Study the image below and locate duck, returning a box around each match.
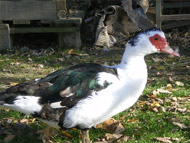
[0,28,179,143]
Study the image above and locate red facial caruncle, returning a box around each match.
[149,34,180,57]
[149,34,167,49]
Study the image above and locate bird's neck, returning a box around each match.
[119,46,146,70]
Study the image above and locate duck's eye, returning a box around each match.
[154,37,158,41]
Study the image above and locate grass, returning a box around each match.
[0,46,190,143]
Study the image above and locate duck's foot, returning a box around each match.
[81,129,91,143]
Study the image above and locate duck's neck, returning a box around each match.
[118,45,146,70]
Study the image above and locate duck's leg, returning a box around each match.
[81,129,91,143]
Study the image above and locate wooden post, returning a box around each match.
[56,0,67,18]
[156,0,162,29]
[0,24,11,50]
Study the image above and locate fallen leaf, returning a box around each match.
[155,98,164,104]
[146,94,157,99]
[172,122,188,129]
[9,82,19,86]
[150,102,161,107]
[68,49,79,55]
[117,135,131,142]
[10,62,20,66]
[20,119,29,124]
[28,58,33,62]
[153,84,176,95]
[2,108,10,112]
[62,130,73,138]
[172,138,181,141]
[20,118,36,124]
[96,118,115,132]
[153,137,172,143]
[184,32,190,37]
[150,107,158,112]
[4,134,15,143]
[105,133,123,142]
[2,118,14,125]
[178,97,190,101]
[160,107,166,112]
[38,64,44,68]
[186,65,190,70]
[177,108,187,113]
[57,57,65,62]
[97,118,124,134]
[127,118,139,123]
[170,97,177,102]
[114,123,125,134]
[153,88,172,95]
[12,119,19,124]
[139,101,147,107]
[68,49,74,54]
[156,72,161,75]
[175,81,184,86]
[168,76,174,82]
[165,84,173,92]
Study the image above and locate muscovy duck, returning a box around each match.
[0,28,179,143]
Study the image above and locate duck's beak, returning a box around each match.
[160,44,180,57]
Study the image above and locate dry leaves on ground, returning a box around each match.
[95,133,131,143]
[0,116,43,142]
[152,84,174,96]
[96,118,125,134]
[96,118,130,142]
[153,137,181,143]
[172,122,188,129]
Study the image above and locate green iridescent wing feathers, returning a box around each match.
[38,63,115,100]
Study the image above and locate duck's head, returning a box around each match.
[126,28,180,57]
